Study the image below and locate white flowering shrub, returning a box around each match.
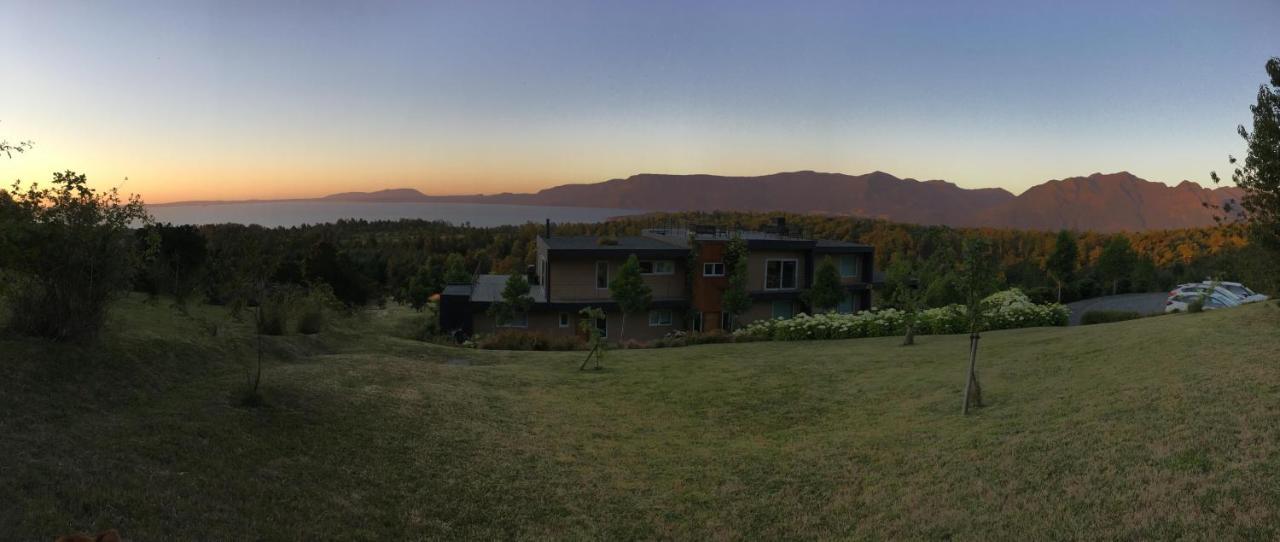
[734,289,1067,342]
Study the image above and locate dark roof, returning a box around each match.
[469,274,547,303]
[441,284,474,297]
[541,235,683,251]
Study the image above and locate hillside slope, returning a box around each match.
[974,172,1242,231]
[311,170,1238,232]
[4,298,1279,539]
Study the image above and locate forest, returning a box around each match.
[136,209,1272,312]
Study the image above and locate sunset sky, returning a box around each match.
[2,0,1277,203]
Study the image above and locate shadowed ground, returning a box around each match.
[3,296,1279,540]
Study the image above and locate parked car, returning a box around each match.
[1169,284,1244,306]
[1165,292,1236,313]
[1206,281,1269,304]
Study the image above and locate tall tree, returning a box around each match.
[1097,236,1137,295]
[959,237,998,415]
[609,254,652,340]
[486,273,533,331]
[1045,230,1079,302]
[1212,57,1280,256]
[804,256,844,313]
[720,236,752,331]
[443,253,472,284]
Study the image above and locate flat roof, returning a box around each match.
[469,274,548,303]
[541,235,684,251]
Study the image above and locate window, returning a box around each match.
[498,312,528,328]
[691,312,704,332]
[765,259,798,290]
[595,261,609,289]
[648,309,673,326]
[639,260,674,275]
[720,311,733,331]
[558,312,570,328]
[839,255,860,278]
[595,317,608,338]
[837,293,855,314]
[702,262,725,277]
[771,300,794,319]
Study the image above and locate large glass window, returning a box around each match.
[595,261,609,289]
[839,255,860,278]
[639,260,674,275]
[648,309,673,326]
[771,300,794,319]
[765,259,798,290]
[837,293,855,314]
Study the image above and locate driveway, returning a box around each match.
[1065,293,1168,325]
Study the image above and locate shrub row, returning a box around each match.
[734,289,1068,342]
[1080,310,1143,325]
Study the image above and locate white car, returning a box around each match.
[1207,281,1269,304]
[1170,284,1244,306]
[1165,292,1236,313]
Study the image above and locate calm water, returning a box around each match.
[147,201,646,227]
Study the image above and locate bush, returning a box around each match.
[296,306,324,335]
[256,290,294,336]
[476,330,584,351]
[1081,310,1142,325]
[1188,298,1205,313]
[1,171,151,341]
[734,289,1068,342]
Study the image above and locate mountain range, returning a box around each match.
[159,171,1243,232]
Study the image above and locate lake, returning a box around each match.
[147,201,646,228]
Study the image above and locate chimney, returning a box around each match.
[545,218,552,238]
[774,216,787,235]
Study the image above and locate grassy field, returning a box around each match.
[3,296,1280,540]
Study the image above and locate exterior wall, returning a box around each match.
[547,256,685,302]
[746,250,808,293]
[473,306,683,342]
[741,298,801,325]
[690,241,728,331]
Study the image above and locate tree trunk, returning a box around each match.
[962,332,983,415]
[1055,280,1062,303]
[619,313,627,341]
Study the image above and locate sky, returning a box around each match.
[1,0,1277,203]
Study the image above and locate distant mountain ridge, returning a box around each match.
[155,170,1243,232]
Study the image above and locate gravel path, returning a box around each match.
[1065,293,1168,325]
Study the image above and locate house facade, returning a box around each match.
[440,220,875,341]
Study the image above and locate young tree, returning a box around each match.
[720,235,751,331]
[959,237,998,414]
[805,256,843,313]
[609,254,652,340]
[0,171,152,341]
[1045,230,1079,302]
[1097,236,1137,295]
[443,253,472,284]
[578,306,607,370]
[486,273,534,331]
[886,256,924,346]
[1212,57,1280,258]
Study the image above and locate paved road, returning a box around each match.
[1065,293,1168,325]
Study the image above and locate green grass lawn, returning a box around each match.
[3,297,1280,540]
